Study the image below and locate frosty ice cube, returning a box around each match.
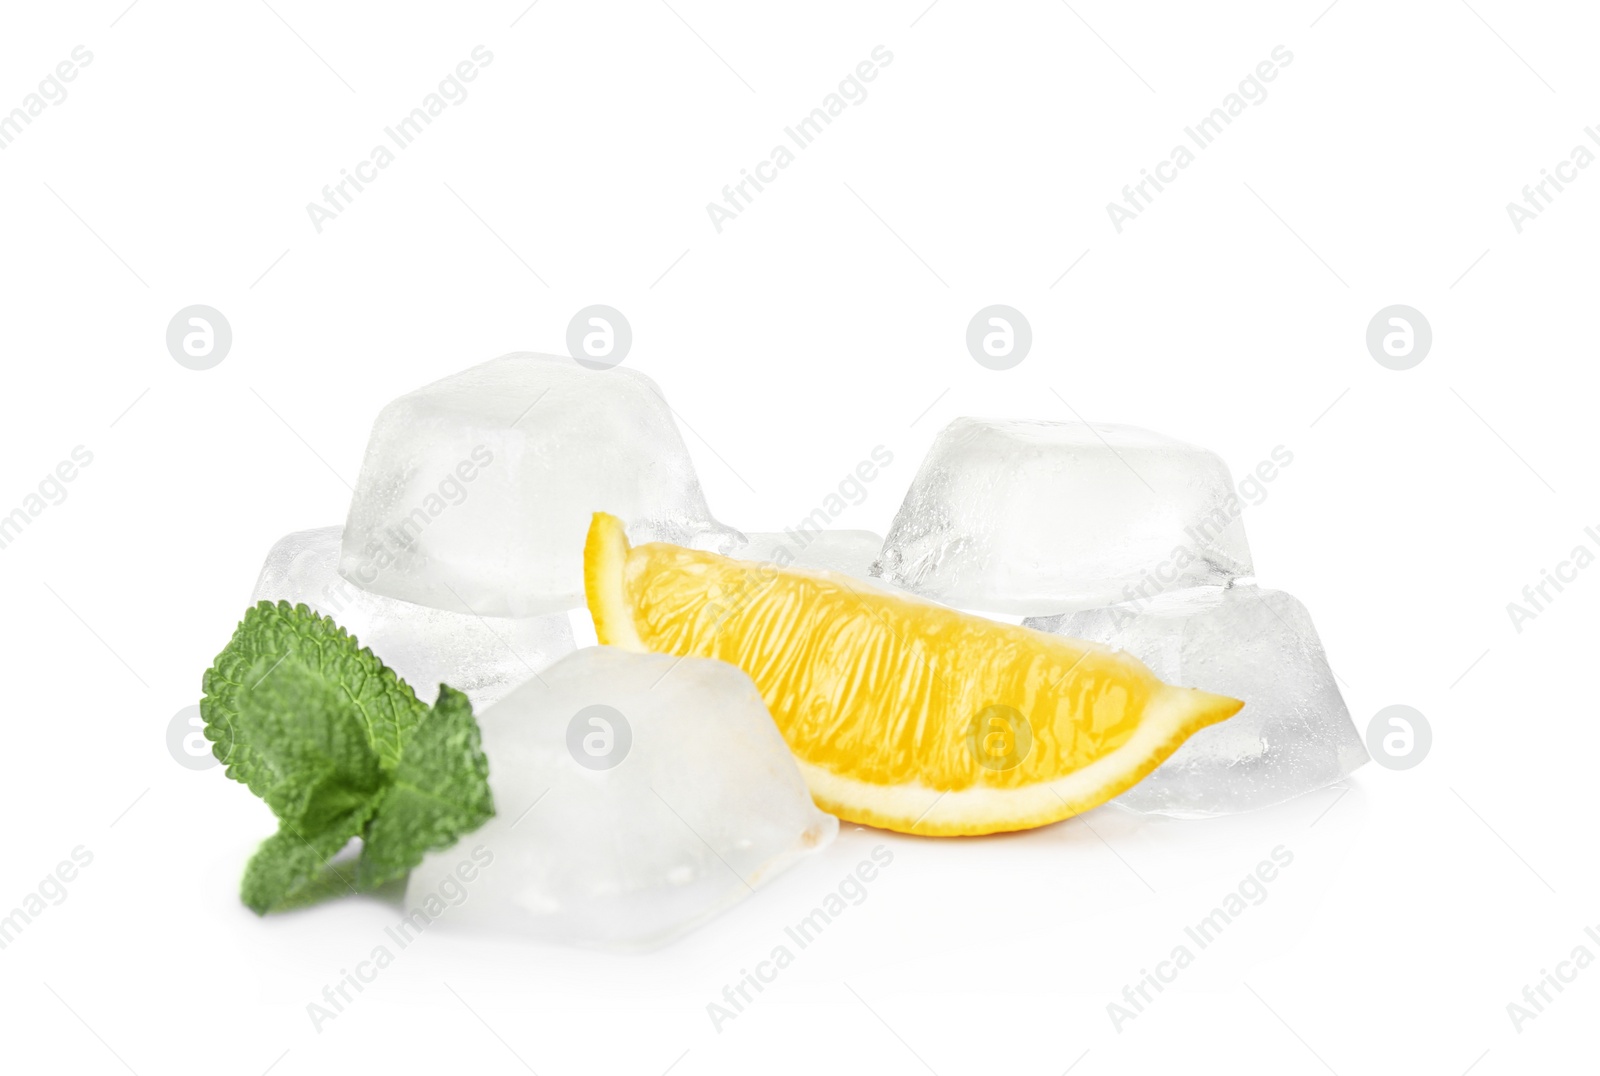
[404,647,836,949]
[729,529,883,579]
[874,418,1253,614]
[252,526,573,710]
[341,354,728,618]
[1026,585,1367,816]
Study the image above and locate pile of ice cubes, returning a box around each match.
[251,353,734,708]
[246,353,1365,948]
[250,354,832,949]
[870,417,1368,817]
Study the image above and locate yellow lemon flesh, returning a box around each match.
[584,512,1242,836]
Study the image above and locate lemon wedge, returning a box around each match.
[585,512,1242,835]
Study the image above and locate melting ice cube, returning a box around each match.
[875,417,1253,614]
[341,354,732,618]
[252,526,573,710]
[404,647,837,950]
[1027,585,1367,816]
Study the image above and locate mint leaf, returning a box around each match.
[240,818,370,915]
[233,648,388,828]
[360,686,495,887]
[201,601,495,914]
[202,601,422,784]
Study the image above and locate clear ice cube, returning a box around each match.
[875,418,1253,614]
[341,354,729,618]
[405,647,836,949]
[728,529,883,579]
[252,526,574,710]
[1026,585,1367,816]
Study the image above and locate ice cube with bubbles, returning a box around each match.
[404,647,837,950]
[341,354,732,618]
[874,418,1253,615]
[252,526,574,710]
[1026,584,1367,816]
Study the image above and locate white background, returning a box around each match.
[1,0,1595,1073]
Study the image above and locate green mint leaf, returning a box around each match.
[359,685,496,888]
[201,602,495,915]
[201,601,424,784]
[240,816,371,915]
[233,650,388,828]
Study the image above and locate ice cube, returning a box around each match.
[728,529,883,578]
[404,647,836,949]
[252,526,574,710]
[874,418,1253,614]
[341,354,730,617]
[1026,585,1367,816]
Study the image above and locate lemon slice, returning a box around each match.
[585,513,1242,835]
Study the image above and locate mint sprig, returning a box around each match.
[201,601,494,915]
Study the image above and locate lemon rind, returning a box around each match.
[585,511,647,652]
[795,685,1241,836]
